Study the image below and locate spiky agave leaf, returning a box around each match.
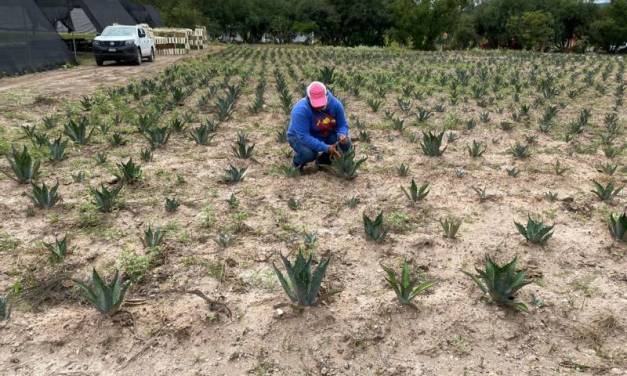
[143,225,165,248]
[44,235,71,262]
[591,180,623,203]
[74,268,130,315]
[48,136,68,162]
[323,147,367,180]
[142,125,171,149]
[4,145,40,184]
[382,259,434,305]
[401,179,429,204]
[420,131,447,156]
[115,159,142,184]
[463,255,532,312]
[89,184,122,213]
[272,251,331,306]
[64,117,93,145]
[608,212,627,241]
[28,181,61,209]
[514,216,554,245]
[363,211,388,243]
[0,295,11,320]
[232,132,255,159]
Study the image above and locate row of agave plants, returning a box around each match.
[0,45,625,321]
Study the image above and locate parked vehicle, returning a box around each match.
[92,25,155,66]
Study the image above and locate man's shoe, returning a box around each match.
[316,152,332,166]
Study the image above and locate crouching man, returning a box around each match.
[287,81,351,169]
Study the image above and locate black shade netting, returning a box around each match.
[0,0,75,76]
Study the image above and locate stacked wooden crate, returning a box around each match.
[189,26,208,50]
[153,28,192,55]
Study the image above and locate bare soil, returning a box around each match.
[0,46,625,376]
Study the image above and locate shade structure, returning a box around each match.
[0,0,75,76]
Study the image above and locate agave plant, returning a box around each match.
[4,145,40,184]
[596,162,617,176]
[28,181,61,209]
[397,163,410,177]
[74,269,130,316]
[363,211,388,243]
[279,165,300,177]
[108,133,127,147]
[514,216,554,245]
[165,197,180,213]
[608,212,627,242]
[215,232,233,248]
[322,147,366,180]
[143,226,165,248]
[509,142,531,159]
[64,117,93,145]
[140,148,152,162]
[169,117,187,133]
[272,250,331,306]
[416,107,433,122]
[420,131,447,157]
[232,132,255,159]
[401,179,429,204]
[440,216,462,239]
[190,124,215,145]
[591,180,623,203]
[143,125,171,149]
[463,255,532,312]
[115,159,142,184]
[48,137,68,162]
[44,236,71,262]
[382,259,434,305]
[467,140,487,158]
[223,165,247,183]
[0,296,11,321]
[90,184,122,213]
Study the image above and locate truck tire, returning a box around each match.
[147,48,155,62]
[96,58,104,66]
[135,48,142,65]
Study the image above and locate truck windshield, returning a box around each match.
[101,26,136,37]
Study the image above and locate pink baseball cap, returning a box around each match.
[307,81,328,108]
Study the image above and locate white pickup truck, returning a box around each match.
[92,25,156,66]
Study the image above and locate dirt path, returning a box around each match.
[0,48,220,101]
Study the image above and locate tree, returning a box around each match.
[589,0,627,53]
[506,11,555,50]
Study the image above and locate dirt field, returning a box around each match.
[0,46,625,376]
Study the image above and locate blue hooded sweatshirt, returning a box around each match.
[287,92,349,153]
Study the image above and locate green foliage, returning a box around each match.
[416,107,433,122]
[165,197,180,213]
[279,164,300,178]
[463,255,532,312]
[322,147,367,180]
[382,259,434,305]
[90,184,122,213]
[515,216,554,245]
[190,123,215,145]
[232,132,255,159]
[140,148,152,162]
[94,152,107,165]
[401,179,429,204]
[223,165,247,183]
[0,296,11,320]
[440,216,462,239]
[597,162,617,176]
[47,137,68,162]
[272,250,331,306]
[64,117,93,145]
[467,140,487,158]
[553,160,568,176]
[509,142,531,159]
[420,131,447,156]
[115,159,142,184]
[44,236,71,262]
[74,269,130,316]
[215,232,233,247]
[397,163,410,177]
[28,181,61,209]
[506,11,554,50]
[363,211,388,243]
[143,125,171,149]
[3,145,40,184]
[608,212,627,242]
[108,133,127,147]
[591,180,623,203]
[143,226,165,249]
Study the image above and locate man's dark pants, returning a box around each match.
[287,133,352,167]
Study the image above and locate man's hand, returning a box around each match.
[328,143,341,159]
[338,134,348,144]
